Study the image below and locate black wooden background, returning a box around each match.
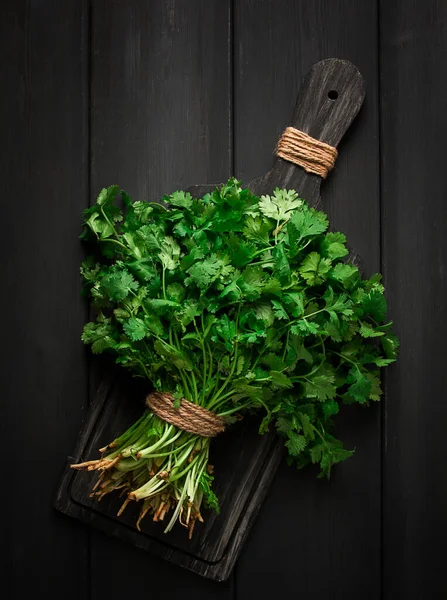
[2,1,446,598]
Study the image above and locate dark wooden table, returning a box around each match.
[2,1,446,599]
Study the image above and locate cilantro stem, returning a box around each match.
[207,342,239,410]
[282,329,290,362]
[204,341,215,396]
[298,238,313,253]
[207,305,241,409]
[136,424,178,458]
[162,267,167,300]
[275,222,279,245]
[134,357,151,379]
[194,318,209,405]
[251,341,270,370]
[211,389,238,406]
[277,309,324,334]
[169,446,204,482]
[331,351,361,371]
[217,400,255,416]
[188,372,199,403]
[134,440,192,459]
[302,308,325,319]
[248,258,274,268]
[101,238,128,252]
[250,245,274,259]
[178,370,193,400]
[298,336,326,378]
[99,206,127,248]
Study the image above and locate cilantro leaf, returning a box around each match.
[288,207,329,256]
[168,190,193,209]
[254,303,275,327]
[346,367,372,403]
[185,254,224,289]
[273,242,291,282]
[269,370,293,389]
[81,319,116,354]
[97,185,120,207]
[285,433,307,455]
[299,252,332,285]
[291,320,320,336]
[123,317,147,341]
[329,263,359,289]
[304,371,337,401]
[159,236,181,270]
[359,321,385,338]
[271,300,289,320]
[320,232,349,260]
[243,216,272,245]
[284,292,305,317]
[362,289,387,322]
[382,333,400,359]
[259,188,303,222]
[100,269,138,301]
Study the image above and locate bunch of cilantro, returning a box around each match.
[73,178,398,537]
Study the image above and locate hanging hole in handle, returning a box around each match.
[328,90,338,100]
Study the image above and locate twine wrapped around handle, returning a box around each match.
[276,126,338,179]
[146,392,225,438]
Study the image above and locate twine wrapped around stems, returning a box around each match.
[146,392,225,438]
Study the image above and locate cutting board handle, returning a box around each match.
[251,58,365,207]
[289,58,365,148]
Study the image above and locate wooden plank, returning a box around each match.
[380,1,447,597]
[233,2,382,598]
[88,1,235,596]
[0,1,90,599]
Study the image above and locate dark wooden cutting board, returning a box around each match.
[55,58,365,581]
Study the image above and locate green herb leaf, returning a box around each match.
[123,317,147,341]
[259,188,303,222]
[299,252,332,286]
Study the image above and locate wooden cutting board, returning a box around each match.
[54,58,365,582]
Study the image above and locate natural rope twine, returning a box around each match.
[276,126,338,179]
[146,392,225,438]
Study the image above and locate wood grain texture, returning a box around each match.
[0,1,90,599]
[380,1,447,597]
[4,1,446,596]
[234,2,382,598]
[88,1,235,596]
